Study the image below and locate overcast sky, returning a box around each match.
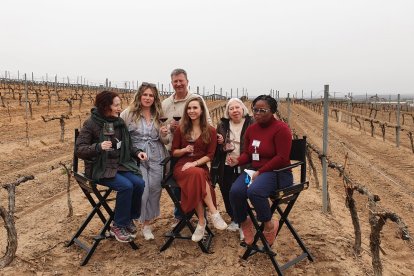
[2,0,413,98]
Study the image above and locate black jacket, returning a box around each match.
[212,115,254,185]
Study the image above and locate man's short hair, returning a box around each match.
[170,68,187,80]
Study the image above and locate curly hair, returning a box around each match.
[128,83,163,122]
[252,94,278,113]
[180,97,211,144]
[95,90,120,116]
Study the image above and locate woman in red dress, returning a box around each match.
[172,97,228,242]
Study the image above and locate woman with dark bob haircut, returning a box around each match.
[228,95,293,247]
[76,90,147,243]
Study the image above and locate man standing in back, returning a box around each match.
[161,68,212,226]
[162,68,212,150]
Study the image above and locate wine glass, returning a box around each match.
[173,116,181,122]
[223,140,235,153]
[103,122,115,151]
[159,116,168,126]
[223,130,235,153]
[187,136,196,156]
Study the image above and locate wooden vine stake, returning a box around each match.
[341,153,362,255]
[59,162,73,217]
[306,146,320,188]
[0,175,34,268]
[41,114,70,142]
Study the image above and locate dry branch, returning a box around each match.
[41,114,70,142]
[0,175,34,268]
[59,162,73,217]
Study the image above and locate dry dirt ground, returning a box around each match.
[0,98,413,275]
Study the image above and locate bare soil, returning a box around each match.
[0,98,413,275]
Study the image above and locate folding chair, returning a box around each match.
[159,156,215,253]
[66,129,138,266]
[241,136,314,275]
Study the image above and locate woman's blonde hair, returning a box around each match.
[180,97,211,143]
[224,98,249,119]
[128,83,163,122]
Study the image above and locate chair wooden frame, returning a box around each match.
[66,129,138,266]
[241,136,314,275]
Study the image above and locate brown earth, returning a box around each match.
[0,98,413,275]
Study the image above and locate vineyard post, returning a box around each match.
[287,93,291,125]
[396,94,401,148]
[54,75,58,100]
[24,74,28,120]
[24,74,29,146]
[322,84,330,213]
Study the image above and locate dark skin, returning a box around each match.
[253,100,273,126]
[229,99,275,232]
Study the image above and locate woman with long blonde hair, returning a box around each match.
[120,82,169,240]
[172,97,228,242]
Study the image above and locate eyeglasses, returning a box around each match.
[252,108,270,114]
[142,82,156,88]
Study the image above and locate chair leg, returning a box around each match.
[276,205,314,262]
[67,189,105,247]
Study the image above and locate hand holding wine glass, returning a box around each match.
[217,134,224,144]
[187,136,196,156]
[103,122,115,151]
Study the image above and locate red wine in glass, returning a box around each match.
[173,116,181,122]
[187,138,195,156]
[223,141,235,153]
[159,117,168,124]
[103,122,115,151]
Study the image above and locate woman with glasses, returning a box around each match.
[120,82,169,240]
[228,95,293,246]
[172,97,228,242]
[213,98,253,240]
[76,90,147,243]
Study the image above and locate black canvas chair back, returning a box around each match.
[66,129,138,266]
[159,156,214,253]
[241,136,313,275]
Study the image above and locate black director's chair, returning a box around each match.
[66,129,138,266]
[159,156,215,253]
[241,136,314,275]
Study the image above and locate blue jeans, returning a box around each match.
[100,171,145,227]
[173,186,184,219]
[229,170,293,224]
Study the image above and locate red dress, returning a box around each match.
[172,126,217,213]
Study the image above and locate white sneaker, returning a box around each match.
[239,228,245,241]
[227,221,239,232]
[142,225,155,240]
[210,212,228,230]
[192,223,206,242]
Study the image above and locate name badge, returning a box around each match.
[252,140,261,147]
[252,153,260,161]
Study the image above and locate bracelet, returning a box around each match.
[195,161,199,166]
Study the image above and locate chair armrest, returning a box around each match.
[273,161,304,173]
[270,181,309,200]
